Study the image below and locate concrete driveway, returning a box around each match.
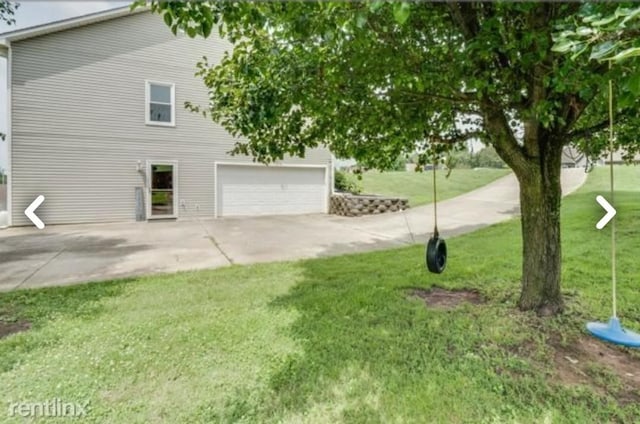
[0,169,586,291]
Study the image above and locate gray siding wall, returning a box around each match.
[10,11,331,225]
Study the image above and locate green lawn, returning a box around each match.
[1,166,640,423]
[349,168,510,206]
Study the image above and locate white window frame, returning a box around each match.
[145,80,175,127]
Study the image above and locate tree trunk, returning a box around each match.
[515,142,564,316]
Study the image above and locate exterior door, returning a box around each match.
[148,162,177,219]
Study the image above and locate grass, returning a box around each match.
[347,168,510,206]
[1,166,640,423]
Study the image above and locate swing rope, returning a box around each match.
[608,71,617,318]
[584,65,640,348]
[432,158,439,238]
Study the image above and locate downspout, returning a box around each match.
[0,40,10,227]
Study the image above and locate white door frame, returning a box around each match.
[214,162,330,218]
[146,160,178,220]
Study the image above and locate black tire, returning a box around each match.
[426,236,447,274]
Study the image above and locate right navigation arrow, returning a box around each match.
[596,195,616,230]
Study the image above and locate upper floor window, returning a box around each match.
[145,81,175,126]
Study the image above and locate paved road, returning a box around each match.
[0,169,586,291]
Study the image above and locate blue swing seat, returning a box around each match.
[586,317,640,348]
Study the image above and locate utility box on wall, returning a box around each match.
[135,187,145,221]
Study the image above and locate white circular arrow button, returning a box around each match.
[24,195,45,230]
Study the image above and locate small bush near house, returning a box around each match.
[474,146,505,168]
[391,155,407,171]
[334,170,362,194]
[441,147,506,170]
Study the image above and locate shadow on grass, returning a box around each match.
[265,244,511,422]
[263,198,640,422]
[0,277,134,326]
[0,277,135,372]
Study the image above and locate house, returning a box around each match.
[562,146,640,168]
[561,146,588,168]
[602,150,640,165]
[0,7,332,226]
[333,157,358,172]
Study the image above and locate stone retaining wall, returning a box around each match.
[330,193,410,217]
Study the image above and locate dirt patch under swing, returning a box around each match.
[550,334,640,404]
[410,287,484,310]
[0,319,31,339]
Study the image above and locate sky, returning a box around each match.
[0,1,130,171]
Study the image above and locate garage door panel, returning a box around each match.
[217,165,326,217]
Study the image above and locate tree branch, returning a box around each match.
[481,100,529,173]
[447,2,480,41]
[395,90,479,105]
[522,3,555,159]
[429,130,487,145]
[567,119,609,140]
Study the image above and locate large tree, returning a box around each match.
[137,1,640,315]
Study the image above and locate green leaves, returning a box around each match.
[588,41,616,61]
[201,19,213,38]
[392,2,411,25]
[624,73,640,96]
[551,39,578,54]
[369,0,385,14]
[609,46,640,62]
[553,5,640,62]
[356,13,368,29]
[139,0,632,171]
[585,14,617,27]
[163,11,172,27]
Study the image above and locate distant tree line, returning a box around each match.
[409,146,505,170]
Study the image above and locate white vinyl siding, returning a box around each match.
[9,11,332,225]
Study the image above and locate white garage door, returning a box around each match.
[216,164,327,217]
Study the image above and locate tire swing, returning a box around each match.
[586,74,640,348]
[426,159,447,274]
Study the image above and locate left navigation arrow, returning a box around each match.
[25,195,45,229]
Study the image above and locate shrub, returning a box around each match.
[334,170,362,194]
[392,155,407,171]
[474,146,505,168]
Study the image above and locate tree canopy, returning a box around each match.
[553,3,640,161]
[135,1,639,169]
[0,1,18,26]
[553,4,640,64]
[136,1,640,314]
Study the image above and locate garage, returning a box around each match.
[215,164,329,217]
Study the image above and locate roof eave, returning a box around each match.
[0,5,149,42]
